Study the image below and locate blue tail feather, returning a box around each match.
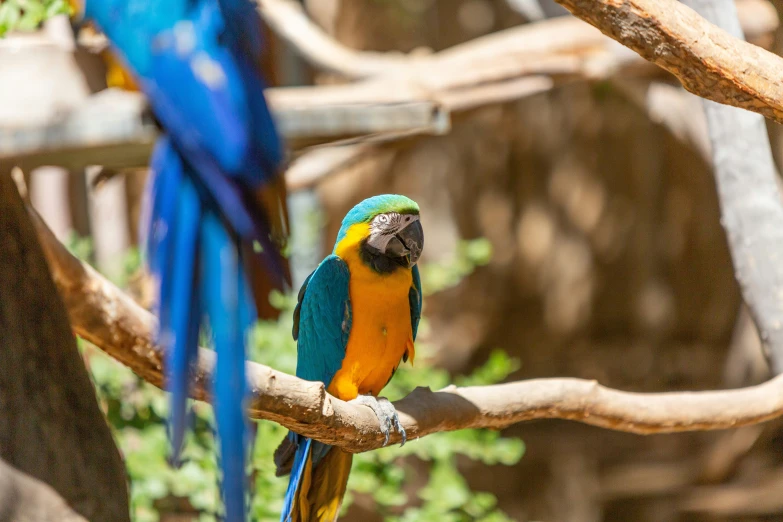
[281,436,313,522]
[236,246,257,454]
[202,212,250,521]
[145,138,184,310]
[164,173,203,465]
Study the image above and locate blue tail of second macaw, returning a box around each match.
[144,136,260,520]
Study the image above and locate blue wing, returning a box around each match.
[294,255,351,386]
[281,256,351,522]
[409,264,422,342]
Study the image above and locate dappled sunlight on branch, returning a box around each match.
[27,201,783,453]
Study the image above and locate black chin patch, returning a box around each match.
[360,239,406,274]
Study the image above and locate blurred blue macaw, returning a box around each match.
[79,0,290,519]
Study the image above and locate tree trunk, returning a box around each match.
[0,172,130,521]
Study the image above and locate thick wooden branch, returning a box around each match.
[27,198,783,453]
[552,0,783,123]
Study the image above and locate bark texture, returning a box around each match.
[0,173,130,521]
[552,0,783,123]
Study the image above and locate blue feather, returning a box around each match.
[85,0,287,517]
[294,255,351,386]
[409,264,422,341]
[145,137,183,290]
[281,436,311,522]
[202,212,253,521]
[164,166,202,464]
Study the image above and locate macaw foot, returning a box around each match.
[351,394,406,447]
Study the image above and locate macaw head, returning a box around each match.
[334,194,424,272]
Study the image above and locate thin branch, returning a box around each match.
[0,86,447,173]
[674,0,783,376]
[258,0,776,78]
[27,197,783,453]
[257,0,409,79]
[551,0,783,124]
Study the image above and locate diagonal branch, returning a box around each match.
[257,0,409,79]
[551,0,783,124]
[27,194,783,453]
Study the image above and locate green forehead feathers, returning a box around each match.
[335,194,419,246]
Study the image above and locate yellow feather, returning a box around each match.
[309,449,353,522]
[330,223,415,400]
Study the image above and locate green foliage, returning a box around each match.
[419,238,492,296]
[0,0,70,37]
[64,231,94,264]
[80,237,522,521]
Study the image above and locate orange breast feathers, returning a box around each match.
[328,223,415,401]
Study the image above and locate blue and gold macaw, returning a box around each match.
[275,195,424,522]
[77,0,289,519]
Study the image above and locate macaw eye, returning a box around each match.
[378,214,390,224]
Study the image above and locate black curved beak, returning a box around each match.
[395,219,423,268]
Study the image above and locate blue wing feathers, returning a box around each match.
[145,137,183,286]
[295,255,351,386]
[281,256,352,520]
[409,264,423,341]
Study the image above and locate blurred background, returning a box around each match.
[3,0,783,520]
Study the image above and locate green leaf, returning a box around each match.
[45,0,70,18]
[17,0,45,30]
[0,2,22,36]
[455,349,520,387]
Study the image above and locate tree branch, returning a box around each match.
[258,0,776,79]
[27,196,783,453]
[3,2,778,173]
[674,0,783,376]
[257,0,409,79]
[551,0,783,124]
